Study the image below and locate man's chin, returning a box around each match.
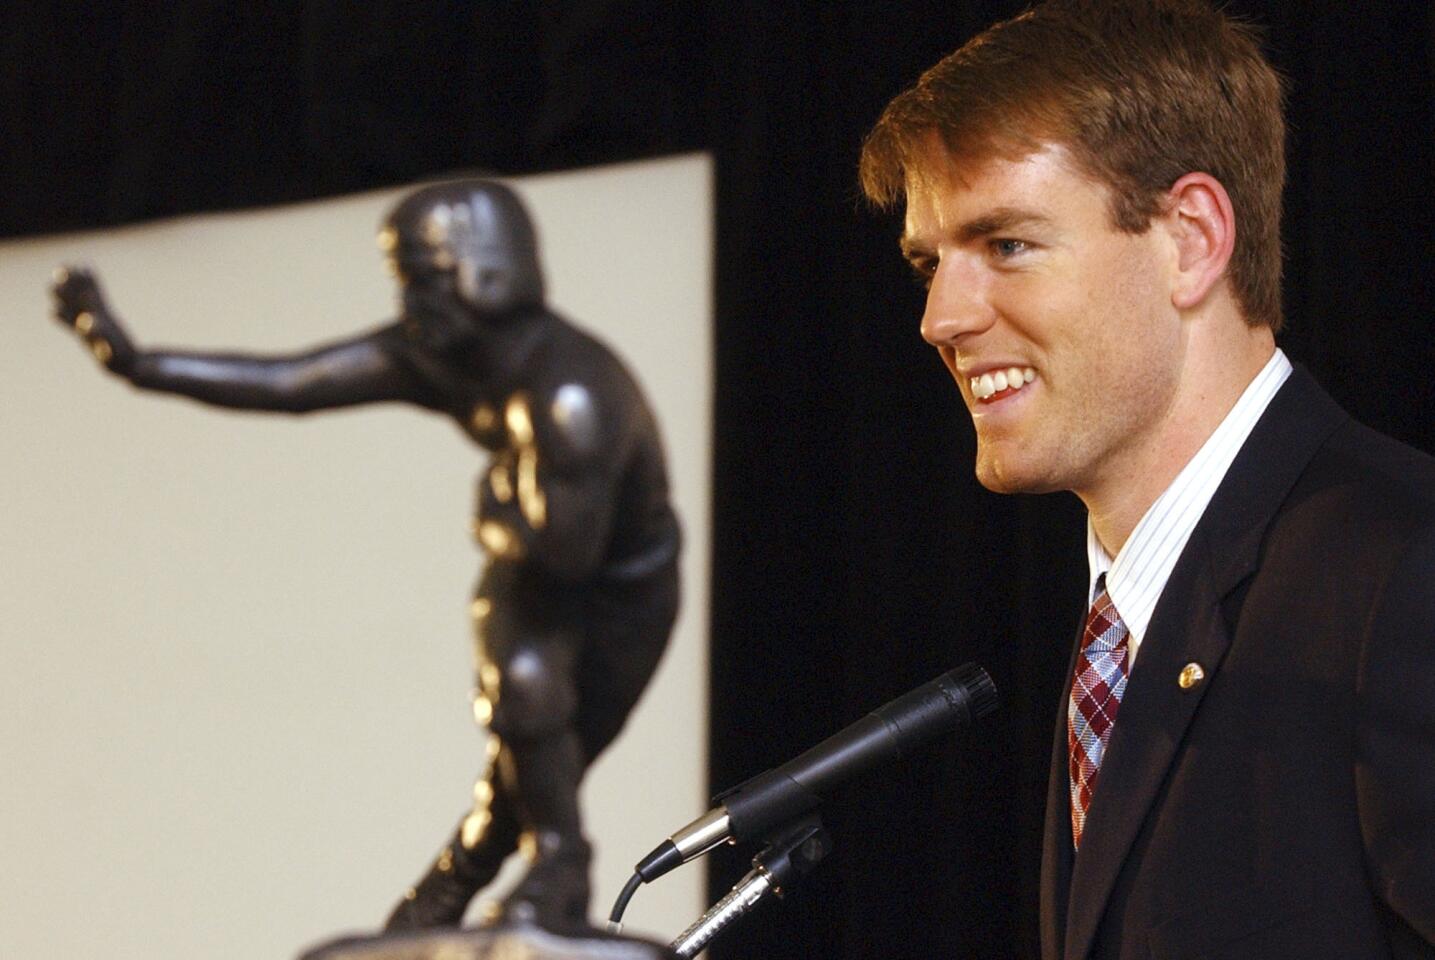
[973,456,1061,496]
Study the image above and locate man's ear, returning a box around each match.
[1163,172,1236,311]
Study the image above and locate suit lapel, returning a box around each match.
[1060,367,1348,960]
[1040,610,1084,960]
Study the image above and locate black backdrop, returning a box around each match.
[6,3,1432,957]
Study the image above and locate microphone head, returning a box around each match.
[873,662,999,748]
[945,662,999,722]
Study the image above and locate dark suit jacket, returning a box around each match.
[1039,367,1435,960]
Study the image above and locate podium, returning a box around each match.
[300,923,677,960]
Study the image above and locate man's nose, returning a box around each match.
[920,258,996,346]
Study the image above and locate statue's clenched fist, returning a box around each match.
[51,266,136,374]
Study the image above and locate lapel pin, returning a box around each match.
[1178,662,1205,690]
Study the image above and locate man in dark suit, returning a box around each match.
[858,0,1435,956]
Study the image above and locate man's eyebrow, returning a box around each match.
[902,207,1054,257]
[899,235,931,260]
[957,207,1053,241]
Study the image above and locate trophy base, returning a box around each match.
[299,922,677,960]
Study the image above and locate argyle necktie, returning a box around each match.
[1068,576,1130,851]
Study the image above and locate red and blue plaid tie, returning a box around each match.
[1068,578,1129,850]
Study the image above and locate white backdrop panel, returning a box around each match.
[0,154,712,959]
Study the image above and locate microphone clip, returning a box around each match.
[750,813,834,899]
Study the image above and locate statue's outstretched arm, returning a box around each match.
[50,266,436,413]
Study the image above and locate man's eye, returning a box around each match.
[991,238,1028,258]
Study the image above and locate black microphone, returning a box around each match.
[633,662,998,884]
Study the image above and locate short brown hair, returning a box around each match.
[860,0,1287,331]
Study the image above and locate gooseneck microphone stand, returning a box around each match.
[669,815,832,957]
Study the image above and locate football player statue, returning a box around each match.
[50,180,681,941]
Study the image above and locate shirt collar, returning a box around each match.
[1086,348,1292,664]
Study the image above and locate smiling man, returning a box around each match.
[861,1,1435,958]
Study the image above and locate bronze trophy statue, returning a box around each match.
[50,180,681,959]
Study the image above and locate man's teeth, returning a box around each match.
[970,366,1037,400]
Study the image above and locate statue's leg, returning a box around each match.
[574,566,680,763]
[456,559,592,928]
[383,742,522,931]
[384,566,532,932]
[489,635,591,927]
